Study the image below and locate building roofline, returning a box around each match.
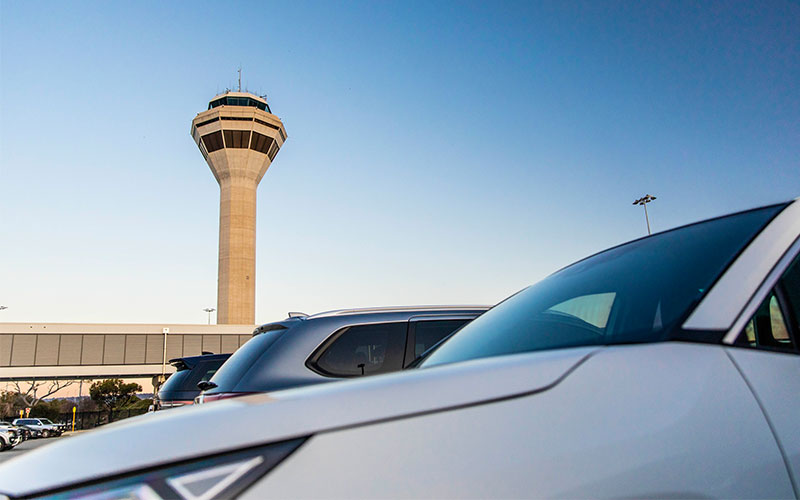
[0,322,255,334]
[209,91,268,105]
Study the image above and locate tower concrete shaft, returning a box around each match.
[191,92,287,324]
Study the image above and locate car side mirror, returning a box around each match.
[197,381,218,391]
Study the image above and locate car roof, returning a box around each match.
[251,305,490,335]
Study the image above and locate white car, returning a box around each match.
[1,200,798,499]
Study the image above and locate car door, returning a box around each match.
[727,250,800,490]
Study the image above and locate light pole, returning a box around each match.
[203,308,216,325]
[160,327,169,390]
[632,194,657,235]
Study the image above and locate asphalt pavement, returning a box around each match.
[0,437,64,464]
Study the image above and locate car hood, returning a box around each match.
[0,346,598,496]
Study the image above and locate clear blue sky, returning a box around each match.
[1,1,798,324]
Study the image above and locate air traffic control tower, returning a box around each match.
[191,92,287,324]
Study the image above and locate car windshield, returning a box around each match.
[421,204,785,368]
[40,419,53,424]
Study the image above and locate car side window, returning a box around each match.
[313,322,406,377]
[408,320,471,361]
[779,253,800,335]
[735,254,799,353]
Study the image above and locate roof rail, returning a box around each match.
[307,305,490,319]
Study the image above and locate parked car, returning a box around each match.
[153,353,231,410]
[16,424,41,439]
[196,306,489,403]
[37,418,67,434]
[2,200,799,499]
[0,428,20,451]
[11,418,62,438]
[0,422,25,444]
[12,426,31,441]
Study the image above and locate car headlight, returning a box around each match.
[26,438,306,500]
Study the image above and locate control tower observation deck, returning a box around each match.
[191,92,287,324]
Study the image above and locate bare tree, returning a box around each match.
[11,380,75,407]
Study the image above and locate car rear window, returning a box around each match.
[158,365,193,395]
[204,327,288,394]
[158,356,229,399]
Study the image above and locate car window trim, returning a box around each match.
[305,320,409,378]
[720,235,800,346]
[684,200,800,332]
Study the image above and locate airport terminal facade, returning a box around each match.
[0,323,253,381]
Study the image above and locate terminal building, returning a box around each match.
[0,323,253,381]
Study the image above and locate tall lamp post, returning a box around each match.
[633,194,657,235]
[159,327,169,391]
[203,308,216,325]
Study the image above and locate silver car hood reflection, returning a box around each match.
[0,346,597,496]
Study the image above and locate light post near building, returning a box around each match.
[203,308,216,325]
[633,194,657,235]
[158,327,170,391]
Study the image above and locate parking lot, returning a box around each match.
[0,437,66,464]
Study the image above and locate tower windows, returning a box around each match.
[250,132,274,155]
[223,130,251,148]
[208,96,271,113]
[202,131,224,153]
[196,117,220,128]
[267,141,279,161]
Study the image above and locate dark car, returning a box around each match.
[154,353,231,410]
[197,305,488,403]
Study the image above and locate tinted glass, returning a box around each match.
[223,130,250,148]
[422,205,784,367]
[205,328,287,393]
[250,131,273,155]
[412,320,470,358]
[780,254,800,335]
[315,323,406,377]
[202,131,224,153]
[736,253,800,352]
[158,366,192,395]
[737,292,794,351]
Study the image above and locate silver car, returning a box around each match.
[0,428,20,452]
[11,419,62,438]
[1,200,798,499]
[197,306,489,402]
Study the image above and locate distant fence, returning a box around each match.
[3,408,148,430]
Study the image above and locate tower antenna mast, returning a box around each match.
[238,67,242,92]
